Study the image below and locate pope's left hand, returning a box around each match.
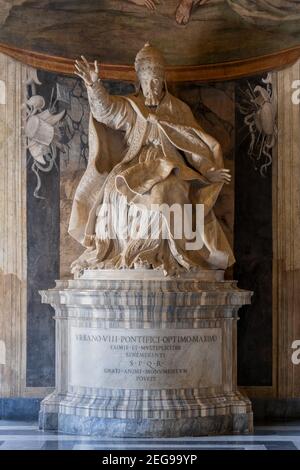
[206,167,231,184]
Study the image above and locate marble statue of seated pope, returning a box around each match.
[70,43,234,276]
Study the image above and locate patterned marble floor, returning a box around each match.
[0,421,299,450]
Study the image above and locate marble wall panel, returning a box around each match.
[276,60,300,398]
[234,75,274,387]
[26,70,60,387]
[0,53,27,396]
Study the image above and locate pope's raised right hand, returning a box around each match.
[74,56,99,87]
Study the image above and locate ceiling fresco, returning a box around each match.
[0,0,300,66]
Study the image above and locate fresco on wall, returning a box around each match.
[0,0,300,66]
[236,73,277,177]
[26,69,66,199]
[176,0,300,25]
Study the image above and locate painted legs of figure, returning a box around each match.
[176,0,210,25]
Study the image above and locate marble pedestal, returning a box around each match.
[39,269,253,437]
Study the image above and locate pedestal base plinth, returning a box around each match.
[39,269,253,437]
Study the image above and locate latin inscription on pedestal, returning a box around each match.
[69,327,222,390]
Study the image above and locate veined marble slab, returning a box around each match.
[70,326,222,390]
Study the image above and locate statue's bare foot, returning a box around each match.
[175,0,194,25]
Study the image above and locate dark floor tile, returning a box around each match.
[264,442,298,450]
[41,441,80,450]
